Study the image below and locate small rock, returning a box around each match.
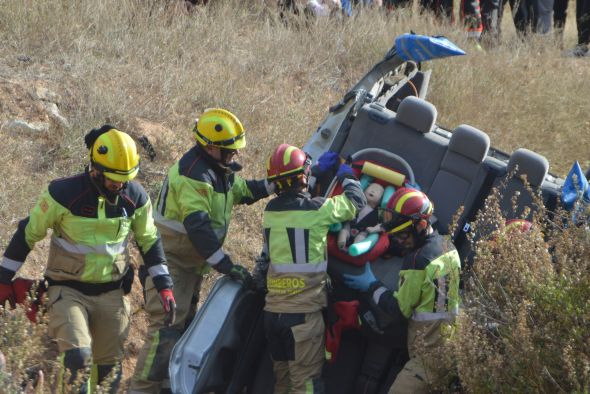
[2,120,49,134]
[33,86,61,104]
[17,55,32,63]
[44,102,70,129]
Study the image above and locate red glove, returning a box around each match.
[0,283,14,308]
[14,279,45,323]
[325,300,361,363]
[11,278,35,304]
[159,289,176,327]
[0,279,44,323]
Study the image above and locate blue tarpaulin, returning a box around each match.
[395,33,466,62]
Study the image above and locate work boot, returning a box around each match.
[562,44,589,57]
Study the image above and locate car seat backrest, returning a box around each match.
[340,97,447,190]
[395,96,437,133]
[498,148,549,220]
[506,148,548,188]
[427,124,491,234]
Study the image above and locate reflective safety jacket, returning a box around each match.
[0,171,172,291]
[154,145,270,272]
[263,178,366,313]
[369,230,461,322]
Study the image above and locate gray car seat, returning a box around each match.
[426,124,491,236]
[340,97,448,190]
[460,148,550,269]
[495,148,549,220]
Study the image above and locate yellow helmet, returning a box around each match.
[89,127,140,182]
[192,108,246,150]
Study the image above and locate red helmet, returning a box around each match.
[266,144,311,191]
[505,219,532,233]
[384,188,433,234]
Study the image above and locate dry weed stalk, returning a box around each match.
[447,184,590,392]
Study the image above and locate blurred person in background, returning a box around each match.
[383,0,483,42]
[341,0,382,16]
[0,126,175,393]
[342,188,461,393]
[555,0,590,56]
[255,147,366,393]
[130,108,273,394]
[279,0,342,17]
[481,0,554,44]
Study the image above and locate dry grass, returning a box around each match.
[0,0,589,391]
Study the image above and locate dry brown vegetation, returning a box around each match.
[445,192,590,392]
[0,0,589,392]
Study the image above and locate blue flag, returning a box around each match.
[561,161,589,210]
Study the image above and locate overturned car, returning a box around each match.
[168,34,565,394]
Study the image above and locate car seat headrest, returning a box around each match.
[507,148,549,187]
[396,96,437,134]
[449,124,490,163]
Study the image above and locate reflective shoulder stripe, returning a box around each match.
[154,211,187,234]
[206,248,225,266]
[269,261,327,274]
[148,264,169,278]
[411,309,459,321]
[372,286,388,305]
[52,236,127,256]
[0,257,23,272]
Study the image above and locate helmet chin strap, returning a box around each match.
[88,169,126,204]
[202,144,242,173]
[220,149,242,172]
[227,161,243,173]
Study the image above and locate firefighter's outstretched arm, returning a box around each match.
[342,264,406,323]
[1,189,62,305]
[183,211,252,287]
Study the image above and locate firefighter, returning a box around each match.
[131,108,273,393]
[342,187,461,393]
[257,145,366,393]
[385,0,482,41]
[0,125,175,393]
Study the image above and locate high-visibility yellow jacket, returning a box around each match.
[369,230,461,322]
[263,178,366,313]
[153,145,270,272]
[0,171,172,291]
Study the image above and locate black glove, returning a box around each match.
[212,254,234,275]
[252,252,270,293]
[228,265,253,288]
[213,255,253,288]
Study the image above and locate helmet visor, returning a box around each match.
[266,154,312,182]
[93,161,139,182]
[379,207,414,234]
[193,124,246,150]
